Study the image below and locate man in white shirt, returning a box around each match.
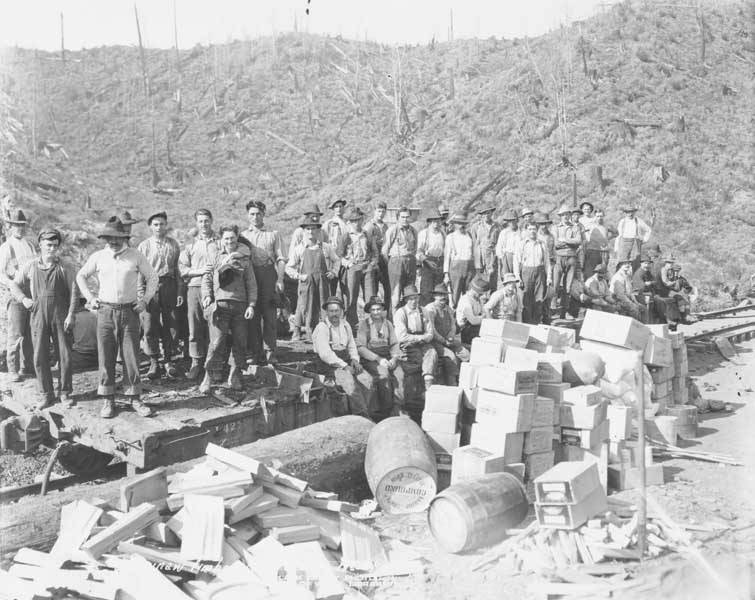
[0,209,37,381]
[495,209,519,277]
[312,296,372,418]
[444,213,477,308]
[382,207,418,315]
[455,277,488,343]
[610,259,642,320]
[615,205,651,273]
[515,222,552,324]
[393,285,438,394]
[342,207,379,332]
[416,209,446,305]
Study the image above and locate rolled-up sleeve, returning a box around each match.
[312,324,347,368]
[285,246,302,279]
[76,254,98,303]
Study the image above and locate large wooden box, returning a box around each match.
[580,309,651,352]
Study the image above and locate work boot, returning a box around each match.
[290,327,301,342]
[9,372,22,383]
[424,375,434,390]
[35,396,53,410]
[198,372,212,395]
[165,362,178,378]
[131,398,153,417]
[228,367,243,391]
[187,358,203,380]
[265,349,277,366]
[59,393,75,408]
[147,358,161,380]
[100,397,116,418]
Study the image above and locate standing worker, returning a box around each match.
[416,208,446,306]
[518,208,535,240]
[137,211,182,380]
[553,204,583,320]
[76,217,158,418]
[241,200,287,365]
[287,204,324,257]
[471,203,501,291]
[0,209,37,382]
[9,229,78,409]
[514,222,552,324]
[342,207,379,332]
[323,199,349,298]
[382,206,418,315]
[583,208,612,279]
[444,213,477,308]
[495,209,519,278]
[363,200,389,305]
[615,204,652,273]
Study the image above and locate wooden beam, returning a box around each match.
[120,467,168,512]
[254,506,311,529]
[263,482,304,508]
[80,503,159,559]
[270,524,320,545]
[179,495,225,563]
[227,493,279,525]
[49,500,102,559]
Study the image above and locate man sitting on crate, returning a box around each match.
[582,264,618,314]
[425,282,469,385]
[393,284,438,393]
[312,296,372,418]
[455,276,489,343]
[655,257,696,329]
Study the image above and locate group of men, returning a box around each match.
[0,195,693,423]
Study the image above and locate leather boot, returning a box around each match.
[147,358,161,380]
[187,358,203,380]
[131,398,153,417]
[100,396,116,418]
[228,367,243,391]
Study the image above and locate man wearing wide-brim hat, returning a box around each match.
[655,255,693,329]
[0,209,38,381]
[312,296,372,418]
[534,212,556,301]
[393,284,438,406]
[471,203,501,291]
[287,203,325,258]
[444,213,478,308]
[553,203,584,320]
[285,214,340,341]
[342,207,380,333]
[609,258,642,320]
[356,295,404,420]
[323,199,349,298]
[514,218,552,324]
[583,264,618,314]
[424,282,469,385]
[76,216,159,418]
[416,208,446,306]
[363,200,390,312]
[518,208,535,240]
[455,276,489,343]
[495,208,519,279]
[382,206,419,315]
[632,253,659,323]
[484,273,522,322]
[582,207,613,280]
[615,204,651,273]
[9,228,78,408]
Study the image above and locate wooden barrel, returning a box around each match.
[364,416,437,514]
[666,406,698,439]
[427,473,529,553]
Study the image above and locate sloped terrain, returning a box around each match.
[1,0,753,300]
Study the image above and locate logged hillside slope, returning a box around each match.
[1,0,753,297]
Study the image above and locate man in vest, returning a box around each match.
[393,285,438,393]
[610,259,642,320]
[615,205,652,273]
[285,215,340,341]
[514,222,552,324]
[241,200,287,365]
[495,209,519,277]
[137,211,182,380]
[444,213,477,308]
[76,217,158,418]
[425,283,468,385]
[312,296,372,418]
[456,277,488,343]
[382,206,418,315]
[655,256,693,329]
[0,209,37,381]
[553,204,583,319]
[416,208,446,306]
[356,295,404,421]
[342,207,379,332]
[9,229,78,409]
[471,203,501,291]
[363,200,389,306]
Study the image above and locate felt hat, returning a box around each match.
[147,211,168,225]
[345,207,364,221]
[364,295,386,313]
[300,214,323,229]
[533,211,552,224]
[665,254,677,263]
[97,216,131,238]
[621,206,638,213]
[640,253,654,263]
[425,208,444,222]
[501,273,519,285]
[402,284,420,299]
[580,201,594,211]
[328,199,346,209]
[571,207,582,215]
[432,283,449,296]
[502,209,519,221]
[37,228,61,243]
[557,204,573,215]
[449,213,469,225]
[118,210,140,225]
[476,203,495,215]
[520,208,534,217]
[438,204,450,216]
[470,278,490,294]
[304,204,323,216]
[593,264,607,274]
[322,296,345,310]
[616,258,633,267]
[3,209,28,225]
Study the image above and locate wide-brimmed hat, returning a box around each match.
[438,204,450,216]
[37,228,62,243]
[97,216,131,239]
[364,295,386,312]
[304,204,323,216]
[4,209,28,225]
[622,206,638,213]
[664,254,677,263]
[477,203,495,215]
[147,211,167,225]
[425,208,444,222]
[432,283,449,296]
[593,264,607,274]
[118,210,140,225]
[616,258,633,267]
[520,208,534,217]
[300,214,323,229]
[322,296,345,310]
[640,254,653,263]
[571,207,582,215]
[501,209,518,221]
[501,273,519,285]
[328,199,346,209]
[449,213,469,225]
[345,207,364,221]
[534,211,552,224]
[580,201,594,211]
[402,284,420,299]
[470,278,490,294]
[557,204,572,215]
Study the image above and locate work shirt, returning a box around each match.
[495,228,520,259]
[201,244,257,305]
[579,215,599,233]
[616,216,651,242]
[425,302,457,342]
[471,221,500,271]
[343,230,378,271]
[610,271,637,304]
[137,236,181,279]
[393,305,433,345]
[323,217,349,256]
[554,223,583,257]
[537,230,556,265]
[77,246,157,305]
[514,238,551,280]
[417,227,446,261]
[0,236,37,289]
[456,292,483,328]
[240,226,286,268]
[179,234,220,287]
[356,316,401,362]
[287,226,323,257]
[312,319,360,368]
[484,288,521,321]
[444,231,477,273]
[633,268,656,294]
[585,224,611,252]
[363,219,388,254]
[585,274,612,301]
[11,257,79,319]
[382,224,417,259]
[285,242,340,279]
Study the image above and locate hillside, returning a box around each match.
[1,0,753,300]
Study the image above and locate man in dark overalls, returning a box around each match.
[285,215,340,341]
[10,229,78,409]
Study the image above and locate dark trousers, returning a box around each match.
[249,264,278,360]
[522,265,547,325]
[459,322,480,345]
[583,249,606,280]
[419,257,444,306]
[433,342,469,386]
[554,255,578,317]
[30,301,72,402]
[499,252,515,276]
[142,277,177,360]
[364,255,390,312]
[6,298,33,374]
[345,266,367,332]
[388,256,416,312]
[205,300,247,380]
[361,354,404,422]
[448,259,475,307]
[187,286,208,359]
[97,305,141,397]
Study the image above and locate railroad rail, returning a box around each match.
[693,299,754,320]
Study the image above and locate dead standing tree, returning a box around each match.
[134,4,151,97]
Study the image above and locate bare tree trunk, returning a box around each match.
[449,9,454,42]
[172,0,181,111]
[134,4,151,96]
[60,13,65,63]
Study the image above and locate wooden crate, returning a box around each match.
[503,346,540,372]
[475,390,534,432]
[607,463,664,491]
[426,431,462,453]
[421,411,458,434]
[469,338,505,365]
[554,444,608,493]
[561,385,602,407]
[477,366,538,395]
[535,485,607,529]
[450,446,507,485]
[534,461,602,504]
[424,385,462,414]
[523,427,554,455]
[532,397,555,427]
[561,419,609,450]
[538,382,571,402]
[606,405,631,441]
[644,334,673,368]
[458,363,480,389]
[537,353,565,383]
[469,425,524,463]
[580,309,651,352]
[525,451,555,481]
[560,401,607,430]
[479,319,530,347]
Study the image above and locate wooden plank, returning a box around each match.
[300,496,359,513]
[144,521,180,547]
[180,495,225,563]
[168,471,252,494]
[167,484,246,511]
[299,506,342,550]
[119,467,168,512]
[263,482,304,508]
[227,493,279,524]
[285,541,345,599]
[112,555,192,600]
[205,442,273,480]
[253,506,311,529]
[339,514,387,572]
[225,484,264,518]
[270,524,321,545]
[80,503,159,559]
[116,541,203,575]
[49,500,103,559]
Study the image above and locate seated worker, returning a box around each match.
[393,284,438,393]
[356,295,404,421]
[425,283,469,385]
[456,277,489,343]
[484,273,521,321]
[71,297,98,371]
[632,253,658,322]
[610,259,642,320]
[312,296,372,418]
[656,257,695,329]
[583,265,618,313]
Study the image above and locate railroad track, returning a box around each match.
[683,306,755,343]
[693,299,754,319]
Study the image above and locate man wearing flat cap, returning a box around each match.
[9,229,79,409]
[312,296,372,418]
[0,209,37,381]
[77,217,158,418]
[137,211,182,380]
[495,209,520,278]
[416,208,446,306]
[471,203,501,291]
